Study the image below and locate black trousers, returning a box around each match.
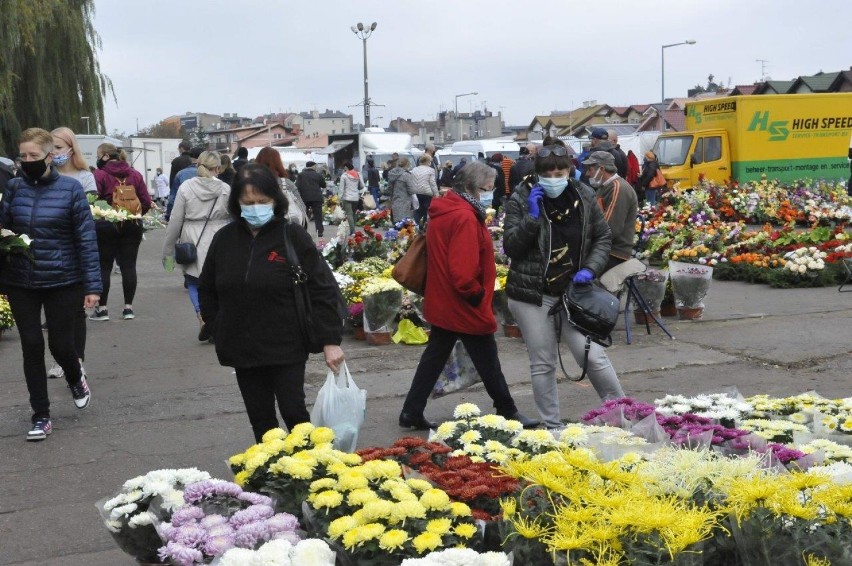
[96,220,143,306]
[414,195,432,226]
[6,284,84,420]
[235,363,311,442]
[402,325,517,418]
[304,200,324,236]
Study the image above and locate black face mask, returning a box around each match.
[20,157,49,179]
[96,157,107,169]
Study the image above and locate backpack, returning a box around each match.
[112,177,142,215]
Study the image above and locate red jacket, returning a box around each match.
[93,159,152,214]
[423,191,497,335]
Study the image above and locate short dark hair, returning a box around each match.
[228,163,288,220]
[236,146,248,159]
[343,161,354,170]
[178,140,191,152]
[535,136,572,174]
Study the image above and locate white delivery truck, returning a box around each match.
[75,134,125,169]
[325,130,419,173]
[451,139,521,160]
[245,146,326,172]
[125,137,183,195]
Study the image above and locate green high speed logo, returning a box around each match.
[747,111,789,142]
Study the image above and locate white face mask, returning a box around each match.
[589,169,604,188]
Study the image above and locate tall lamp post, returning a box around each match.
[454,92,477,141]
[661,40,696,102]
[351,22,378,129]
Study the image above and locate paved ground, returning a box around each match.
[1,226,850,565]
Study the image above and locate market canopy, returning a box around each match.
[316,140,354,154]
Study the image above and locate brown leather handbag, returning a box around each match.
[392,233,427,295]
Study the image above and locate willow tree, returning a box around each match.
[0,0,113,155]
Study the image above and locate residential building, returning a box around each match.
[435,109,504,143]
[387,117,439,146]
[179,112,224,135]
[291,110,353,137]
[205,122,299,153]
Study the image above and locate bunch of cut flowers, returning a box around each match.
[215,537,335,566]
[0,227,32,258]
[0,295,14,330]
[228,424,360,518]
[361,276,403,332]
[303,457,481,565]
[156,479,302,565]
[429,404,524,463]
[88,193,142,222]
[356,208,393,229]
[97,468,212,563]
[654,392,754,427]
[348,225,390,262]
[401,548,511,566]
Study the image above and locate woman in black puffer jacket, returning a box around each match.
[0,127,101,442]
[503,138,624,431]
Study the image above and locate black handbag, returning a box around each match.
[174,197,218,265]
[549,282,620,381]
[281,223,347,354]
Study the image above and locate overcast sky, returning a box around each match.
[94,0,852,136]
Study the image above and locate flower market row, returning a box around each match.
[101,390,852,565]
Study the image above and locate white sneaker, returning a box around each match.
[47,362,64,380]
[69,375,91,409]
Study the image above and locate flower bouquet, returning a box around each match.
[654,393,754,428]
[323,195,344,226]
[400,548,511,566]
[361,276,404,336]
[0,295,14,332]
[0,227,32,258]
[156,479,303,565]
[97,468,212,564]
[88,193,142,223]
[356,208,393,230]
[631,266,668,323]
[214,538,336,566]
[348,226,390,262]
[668,260,713,319]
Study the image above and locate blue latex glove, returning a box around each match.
[572,268,594,285]
[528,185,544,219]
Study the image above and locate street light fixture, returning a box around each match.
[454,92,478,141]
[80,116,90,135]
[661,40,697,102]
[351,21,378,128]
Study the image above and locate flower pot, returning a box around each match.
[669,260,713,310]
[353,326,366,341]
[503,323,522,338]
[633,310,661,325]
[677,307,704,320]
[366,331,392,345]
[632,267,669,312]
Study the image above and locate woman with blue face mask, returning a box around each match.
[503,137,624,430]
[399,161,538,431]
[197,164,345,442]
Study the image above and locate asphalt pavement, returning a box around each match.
[0,226,850,565]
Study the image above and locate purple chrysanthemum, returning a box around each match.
[202,534,236,556]
[265,512,300,534]
[199,513,228,529]
[233,521,271,548]
[172,524,206,547]
[171,506,205,527]
[238,491,273,507]
[230,504,275,528]
[158,541,204,566]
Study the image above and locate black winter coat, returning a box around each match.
[169,153,194,189]
[638,160,661,190]
[296,168,327,203]
[0,168,102,295]
[611,145,629,179]
[198,218,343,368]
[509,156,535,190]
[503,179,612,306]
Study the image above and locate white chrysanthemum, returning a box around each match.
[453,403,481,418]
[671,403,692,414]
[109,503,137,521]
[218,548,259,566]
[160,489,187,512]
[290,538,336,565]
[128,511,155,528]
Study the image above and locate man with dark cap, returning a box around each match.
[296,161,327,237]
[581,128,626,184]
[232,146,249,175]
[166,146,203,220]
[582,151,638,273]
[169,140,193,190]
[607,129,629,179]
[487,153,506,209]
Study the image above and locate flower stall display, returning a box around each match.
[356,209,393,230]
[668,260,714,320]
[361,276,404,343]
[156,479,303,565]
[214,538,336,566]
[400,548,511,566]
[323,195,344,226]
[348,225,390,262]
[97,468,212,564]
[631,267,669,323]
[0,294,15,334]
[654,393,754,427]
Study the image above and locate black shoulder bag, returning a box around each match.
[549,282,620,381]
[175,197,218,265]
[281,223,347,354]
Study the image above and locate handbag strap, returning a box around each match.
[549,297,587,382]
[194,195,219,247]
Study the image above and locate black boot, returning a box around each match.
[399,412,437,430]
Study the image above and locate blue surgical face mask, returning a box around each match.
[538,175,569,198]
[52,151,71,167]
[479,190,494,207]
[241,203,274,228]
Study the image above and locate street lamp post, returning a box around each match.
[351,22,378,129]
[80,116,90,135]
[454,92,477,141]
[661,40,697,102]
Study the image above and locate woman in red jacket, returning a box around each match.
[398,161,538,430]
[91,143,152,321]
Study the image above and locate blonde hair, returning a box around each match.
[97,142,128,162]
[19,128,54,156]
[51,127,89,171]
[418,154,432,166]
[197,151,221,178]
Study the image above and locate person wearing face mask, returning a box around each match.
[197,164,345,442]
[398,161,539,430]
[91,143,152,321]
[51,127,96,194]
[503,138,624,430]
[162,151,232,341]
[0,128,102,441]
[582,151,638,273]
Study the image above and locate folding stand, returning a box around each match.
[623,275,674,344]
[840,258,852,292]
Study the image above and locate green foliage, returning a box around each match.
[0,0,113,155]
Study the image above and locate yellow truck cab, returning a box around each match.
[652,93,852,187]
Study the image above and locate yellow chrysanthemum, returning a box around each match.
[347,488,379,506]
[500,498,516,518]
[433,421,458,439]
[337,470,369,491]
[840,417,852,433]
[261,428,286,443]
[405,479,433,493]
[310,478,337,492]
[412,531,443,554]
[425,518,452,535]
[379,529,410,551]
[233,470,250,487]
[803,554,832,566]
[290,422,315,437]
[390,487,418,502]
[328,515,358,539]
[450,501,472,517]
[310,427,335,445]
[420,489,451,511]
[454,523,478,539]
[310,490,344,510]
[361,499,395,521]
[459,430,482,444]
[283,434,309,453]
[392,500,427,521]
[342,523,386,549]
[362,459,402,480]
[453,403,481,419]
[228,453,246,467]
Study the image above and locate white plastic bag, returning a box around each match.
[310,363,367,452]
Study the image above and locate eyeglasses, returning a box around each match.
[537,145,569,158]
